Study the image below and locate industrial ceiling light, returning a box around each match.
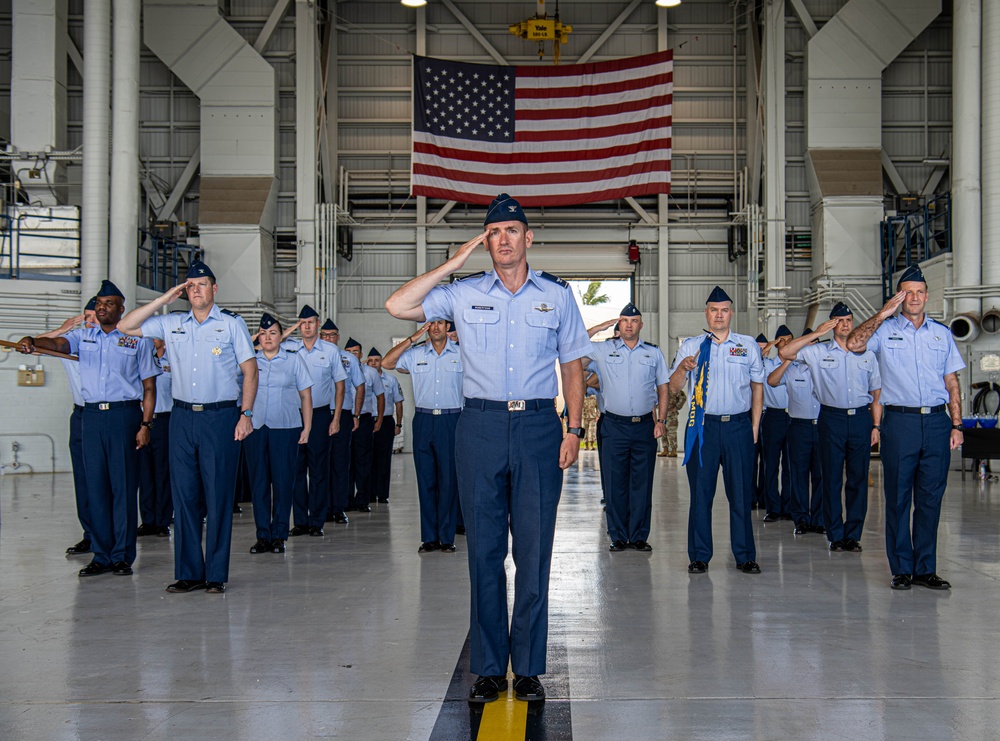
[401,0,427,7]
[655,0,682,7]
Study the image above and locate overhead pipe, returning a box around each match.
[950,313,982,343]
[80,0,111,304]
[108,0,140,302]
[983,0,1000,314]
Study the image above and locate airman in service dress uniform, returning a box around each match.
[328,329,365,524]
[847,266,964,590]
[119,260,258,594]
[386,194,589,705]
[761,325,793,522]
[367,348,404,504]
[138,339,174,537]
[670,286,765,575]
[345,338,385,512]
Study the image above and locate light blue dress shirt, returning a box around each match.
[153,349,174,414]
[251,348,313,430]
[587,338,669,416]
[141,305,256,404]
[61,358,84,407]
[866,315,964,407]
[772,361,820,420]
[378,371,405,411]
[282,338,348,408]
[762,356,789,410]
[797,340,881,408]
[421,267,591,401]
[397,340,464,410]
[587,363,606,413]
[670,332,765,415]
[63,327,160,403]
[334,348,366,414]
[359,364,386,416]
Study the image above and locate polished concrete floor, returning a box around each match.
[1,453,999,740]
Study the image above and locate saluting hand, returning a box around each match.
[454,230,490,264]
[815,318,839,336]
[55,314,85,334]
[879,291,907,320]
[165,280,192,304]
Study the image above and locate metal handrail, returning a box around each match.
[137,229,203,292]
[0,211,81,280]
[880,193,951,302]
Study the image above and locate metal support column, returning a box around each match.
[296,0,318,313]
[81,0,111,302]
[762,0,786,336]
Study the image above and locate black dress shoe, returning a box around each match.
[890,574,912,590]
[156,526,171,537]
[829,540,846,552]
[137,523,157,537]
[762,512,780,523]
[455,525,466,535]
[309,526,324,537]
[688,560,708,573]
[66,539,92,555]
[249,538,271,554]
[609,540,629,552]
[271,539,286,554]
[736,560,761,574]
[166,579,207,593]
[205,582,226,594]
[356,504,371,513]
[631,540,652,552]
[112,561,133,576]
[79,561,112,577]
[418,541,440,553]
[912,573,951,590]
[289,525,310,537]
[333,512,349,524]
[794,523,809,535]
[233,504,242,514]
[468,675,508,703]
[844,539,863,552]
[439,542,457,553]
[513,675,546,701]
[600,497,606,505]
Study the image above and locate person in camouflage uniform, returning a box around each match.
[657,388,687,457]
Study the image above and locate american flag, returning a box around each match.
[411,51,672,207]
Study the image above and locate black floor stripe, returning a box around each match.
[427,632,573,741]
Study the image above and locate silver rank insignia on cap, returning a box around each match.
[508,205,517,212]
[212,346,222,356]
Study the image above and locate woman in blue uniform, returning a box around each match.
[245,313,314,554]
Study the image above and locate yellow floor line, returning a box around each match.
[475,682,528,741]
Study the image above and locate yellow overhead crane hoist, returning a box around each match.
[508,0,573,64]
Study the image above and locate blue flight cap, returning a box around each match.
[85,296,97,312]
[775,325,792,339]
[96,280,125,300]
[368,347,381,358]
[803,327,813,335]
[186,260,215,281]
[345,337,361,350]
[259,312,278,330]
[755,333,768,343]
[321,319,337,331]
[448,321,456,332]
[896,264,926,289]
[484,193,528,227]
[829,301,852,318]
[706,286,733,304]
[620,302,641,317]
[298,304,319,320]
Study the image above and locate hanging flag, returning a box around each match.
[411,51,672,207]
[682,334,713,467]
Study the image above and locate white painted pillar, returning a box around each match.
[109,0,140,301]
[762,0,786,337]
[982,0,1000,312]
[81,0,111,303]
[296,0,318,312]
[657,7,670,351]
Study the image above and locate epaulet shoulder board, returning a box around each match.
[928,316,948,328]
[644,341,659,348]
[411,339,427,347]
[286,348,298,353]
[221,308,240,318]
[539,271,569,288]
[456,271,485,282]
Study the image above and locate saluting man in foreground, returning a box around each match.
[386,193,590,705]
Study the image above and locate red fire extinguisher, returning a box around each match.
[628,239,640,265]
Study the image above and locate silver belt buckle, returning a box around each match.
[192,404,204,412]
[432,409,442,416]
[508,400,526,412]
[98,403,110,411]
[920,406,931,414]
[847,409,856,416]
[812,419,818,425]
[721,415,731,422]
[631,416,641,423]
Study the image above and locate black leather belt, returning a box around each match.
[84,400,140,411]
[790,417,818,425]
[152,411,171,419]
[604,411,653,424]
[464,398,553,412]
[416,407,462,415]
[73,404,84,412]
[764,407,788,414]
[174,400,238,412]
[704,411,749,422]
[820,405,869,416]
[884,404,946,415]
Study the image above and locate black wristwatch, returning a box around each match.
[141,421,154,430]
[242,409,253,418]
[952,423,964,431]
[657,418,667,425]
[566,427,585,437]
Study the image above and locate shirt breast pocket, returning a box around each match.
[412,363,431,375]
[820,356,841,372]
[727,352,749,366]
[524,312,559,357]
[638,354,658,378]
[463,309,501,354]
[445,360,463,374]
[207,329,233,360]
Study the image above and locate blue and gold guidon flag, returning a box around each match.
[682,334,714,466]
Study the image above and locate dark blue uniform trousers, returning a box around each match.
[69,405,92,541]
[348,413,375,508]
[761,408,790,515]
[880,410,951,576]
[786,418,822,527]
[819,406,872,543]
[169,405,239,583]
[685,413,756,564]
[596,414,606,498]
[293,405,332,528]
[138,412,172,528]
[413,411,460,543]
[245,425,300,541]
[371,414,396,502]
[456,402,563,678]
[752,436,765,506]
[329,411,353,515]
[81,405,142,566]
[600,414,657,543]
